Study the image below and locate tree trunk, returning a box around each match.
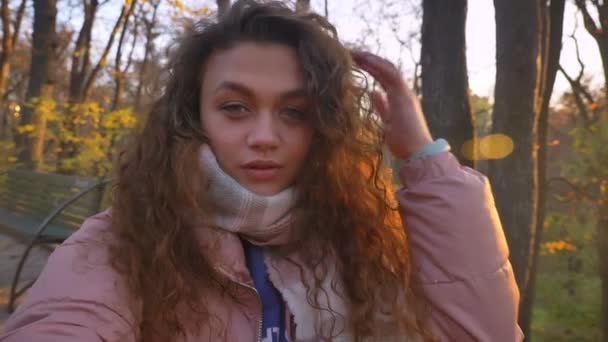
[489,0,541,328]
[82,0,132,101]
[59,0,99,171]
[17,0,57,169]
[520,0,565,339]
[0,0,13,100]
[420,0,474,167]
[112,0,137,110]
[0,56,9,136]
[69,0,98,103]
[217,0,230,17]
[59,0,132,170]
[0,0,26,137]
[0,0,25,98]
[135,1,159,114]
[31,84,52,169]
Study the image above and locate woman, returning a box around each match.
[1,1,522,341]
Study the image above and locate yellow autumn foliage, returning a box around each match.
[8,99,141,177]
[541,240,577,254]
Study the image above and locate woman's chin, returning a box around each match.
[241,182,286,197]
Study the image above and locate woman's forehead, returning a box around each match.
[201,42,306,97]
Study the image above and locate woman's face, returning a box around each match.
[200,42,313,196]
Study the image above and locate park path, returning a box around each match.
[0,234,49,334]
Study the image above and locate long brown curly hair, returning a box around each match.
[110,0,434,340]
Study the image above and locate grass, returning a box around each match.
[530,210,602,341]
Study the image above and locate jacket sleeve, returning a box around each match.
[396,152,524,342]
[0,214,138,342]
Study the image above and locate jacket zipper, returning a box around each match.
[216,266,263,342]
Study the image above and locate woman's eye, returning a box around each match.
[282,107,307,121]
[221,103,250,117]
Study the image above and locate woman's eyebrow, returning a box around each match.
[214,81,307,100]
[214,81,255,97]
[281,88,307,100]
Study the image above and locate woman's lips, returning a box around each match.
[242,167,281,181]
[241,160,283,181]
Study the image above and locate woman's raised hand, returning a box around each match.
[352,51,433,160]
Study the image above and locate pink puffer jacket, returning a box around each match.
[0,152,524,341]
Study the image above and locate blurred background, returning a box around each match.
[0,0,605,341]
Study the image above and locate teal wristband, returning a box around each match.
[407,138,451,162]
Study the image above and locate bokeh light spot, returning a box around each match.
[461,134,514,160]
[480,134,514,159]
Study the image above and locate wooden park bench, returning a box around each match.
[0,169,109,313]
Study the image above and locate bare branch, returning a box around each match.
[569,19,586,83]
[597,0,608,31]
[115,0,137,74]
[11,0,27,50]
[113,0,138,109]
[559,64,594,125]
[69,0,98,101]
[124,13,140,74]
[135,0,159,112]
[574,0,602,38]
[566,28,597,104]
[83,0,134,100]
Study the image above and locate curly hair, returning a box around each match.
[109,0,434,340]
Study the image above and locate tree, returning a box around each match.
[521,0,566,337]
[0,0,26,102]
[16,0,57,168]
[0,0,26,136]
[352,0,422,93]
[560,4,608,337]
[59,0,136,169]
[134,0,160,113]
[575,0,608,106]
[554,82,608,339]
[68,0,98,104]
[420,0,474,166]
[489,0,541,333]
[81,0,135,102]
[113,0,139,110]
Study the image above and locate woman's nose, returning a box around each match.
[247,112,280,151]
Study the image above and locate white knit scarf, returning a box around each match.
[200,146,354,341]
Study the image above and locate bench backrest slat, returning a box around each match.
[0,170,104,231]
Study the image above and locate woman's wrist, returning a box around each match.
[406,138,451,162]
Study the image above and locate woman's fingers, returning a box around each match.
[351,51,404,91]
[370,90,389,122]
[352,50,413,114]
[351,50,434,159]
